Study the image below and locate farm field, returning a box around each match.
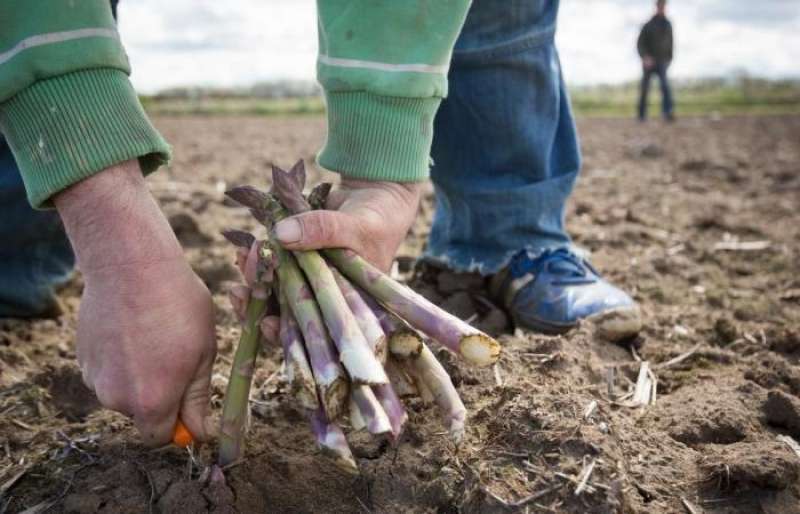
[1,114,799,513]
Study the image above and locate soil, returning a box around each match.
[2,114,799,513]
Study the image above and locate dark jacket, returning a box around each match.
[637,15,673,64]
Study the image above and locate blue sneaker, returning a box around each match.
[489,248,641,340]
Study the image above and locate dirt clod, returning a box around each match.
[713,316,739,345]
[702,441,800,490]
[764,390,800,436]
[157,480,208,514]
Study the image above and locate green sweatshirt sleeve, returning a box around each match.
[316,0,471,182]
[0,0,170,208]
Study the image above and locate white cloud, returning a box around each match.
[117,0,800,92]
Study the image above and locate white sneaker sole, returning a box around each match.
[587,305,643,342]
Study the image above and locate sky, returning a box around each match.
[117,0,800,93]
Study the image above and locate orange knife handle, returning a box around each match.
[172,419,194,447]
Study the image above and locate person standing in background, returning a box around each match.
[637,0,674,121]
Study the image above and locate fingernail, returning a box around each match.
[275,218,302,244]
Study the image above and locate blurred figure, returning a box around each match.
[637,0,674,121]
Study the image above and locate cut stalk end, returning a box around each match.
[388,331,424,358]
[459,333,501,367]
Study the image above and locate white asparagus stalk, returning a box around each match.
[331,268,387,363]
[351,386,392,436]
[274,244,349,419]
[400,343,467,443]
[278,291,320,411]
[309,408,358,474]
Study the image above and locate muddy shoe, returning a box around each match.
[489,248,641,341]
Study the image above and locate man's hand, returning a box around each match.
[54,160,216,446]
[274,179,422,272]
[642,55,655,70]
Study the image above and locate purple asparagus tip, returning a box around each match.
[287,159,307,190]
[225,185,269,210]
[271,165,311,214]
[221,229,255,249]
[308,182,333,210]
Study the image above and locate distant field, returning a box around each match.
[140,96,325,116]
[570,78,800,117]
[141,78,800,118]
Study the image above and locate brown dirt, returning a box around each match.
[2,114,799,513]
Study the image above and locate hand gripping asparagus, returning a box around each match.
[270,167,500,367]
[226,185,388,386]
[263,186,389,386]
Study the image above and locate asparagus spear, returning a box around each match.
[350,386,392,435]
[372,382,407,441]
[330,270,407,439]
[349,397,366,431]
[331,268,387,362]
[326,250,499,366]
[219,279,270,466]
[273,243,349,419]
[358,289,401,338]
[309,408,358,474]
[278,289,321,411]
[398,343,467,443]
[359,286,424,359]
[269,166,501,367]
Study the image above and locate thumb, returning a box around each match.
[274,210,364,253]
[178,351,216,443]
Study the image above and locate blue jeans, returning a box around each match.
[426,0,581,274]
[638,63,673,120]
[0,138,75,317]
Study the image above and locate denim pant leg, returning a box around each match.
[638,68,653,120]
[0,138,75,317]
[657,64,673,116]
[426,0,581,275]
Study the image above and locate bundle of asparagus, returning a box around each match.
[217,161,501,473]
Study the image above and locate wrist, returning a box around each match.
[54,160,183,273]
[339,178,423,201]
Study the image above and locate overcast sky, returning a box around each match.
[118,0,800,93]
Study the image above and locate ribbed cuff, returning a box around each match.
[317,91,440,182]
[0,68,171,208]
